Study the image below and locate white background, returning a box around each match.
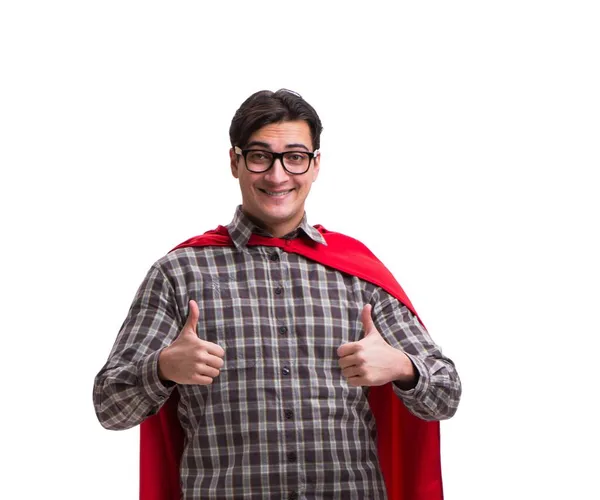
[1,1,599,499]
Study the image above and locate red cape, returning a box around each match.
[140,225,443,500]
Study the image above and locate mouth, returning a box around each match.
[258,188,294,198]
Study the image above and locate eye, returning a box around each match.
[285,152,309,163]
[247,151,272,163]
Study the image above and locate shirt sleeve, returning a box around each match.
[370,287,462,421]
[93,263,182,430]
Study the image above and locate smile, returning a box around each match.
[259,189,294,197]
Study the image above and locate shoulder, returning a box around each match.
[170,225,232,252]
[314,225,378,260]
[150,225,234,274]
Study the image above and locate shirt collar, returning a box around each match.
[226,205,327,250]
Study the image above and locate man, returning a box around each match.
[94,89,461,500]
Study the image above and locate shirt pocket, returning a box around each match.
[198,277,262,370]
[207,322,262,371]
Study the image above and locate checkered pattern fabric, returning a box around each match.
[94,207,461,499]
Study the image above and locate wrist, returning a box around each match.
[157,347,171,382]
[393,350,418,390]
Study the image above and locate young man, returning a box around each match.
[93,89,461,500]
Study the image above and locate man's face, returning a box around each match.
[230,120,320,237]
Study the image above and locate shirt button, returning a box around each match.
[282,366,290,376]
[270,252,279,261]
[284,410,293,420]
[279,326,288,335]
[287,452,297,463]
[275,286,283,295]
[288,492,298,500]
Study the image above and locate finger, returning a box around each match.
[337,342,359,358]
[338,354,361,369]
[361,304,376,336]
[183,300,200,333]
[201,340,225,358]
[195,363,221,379]
[191,374,216,385]
[203,352,225,369]
[342,365,364,378]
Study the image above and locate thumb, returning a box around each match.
[361,304,376,337]
[183,299,200,334]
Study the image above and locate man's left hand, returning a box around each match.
[337,304,417,388]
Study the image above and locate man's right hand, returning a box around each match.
[158,300,225,385]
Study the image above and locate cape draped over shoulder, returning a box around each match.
[139,225,443,500]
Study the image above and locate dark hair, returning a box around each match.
[229,89,323,150]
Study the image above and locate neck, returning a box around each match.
[243,210,304,238]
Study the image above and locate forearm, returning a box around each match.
[93,263,181,430]
[371,290,462,421]
[392,352,461,421]
[93,350,174,430]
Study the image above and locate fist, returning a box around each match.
[337,304,415,387]
[158,300,225,385]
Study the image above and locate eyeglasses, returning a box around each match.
[234,146,320,175]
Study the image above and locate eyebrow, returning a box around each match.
[245,141,310,151]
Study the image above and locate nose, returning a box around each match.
[264,157,289,183]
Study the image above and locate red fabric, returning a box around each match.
[140,225,443,500]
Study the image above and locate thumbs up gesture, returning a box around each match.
[337,304,416,387]
[158,300,225,385]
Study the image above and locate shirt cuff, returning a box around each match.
[137,349,175,405]
[392,353,430,401]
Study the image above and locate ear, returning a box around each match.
[312,151,321,182]
[229,147,240,179]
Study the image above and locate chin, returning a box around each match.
[262,206,295,223]
[244,194,304,230]
[255,197,293,214]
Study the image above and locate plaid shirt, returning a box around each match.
[94,207,461,500]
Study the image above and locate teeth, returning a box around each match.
[263,190,291,197]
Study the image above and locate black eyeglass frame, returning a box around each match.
[234,146,320,175]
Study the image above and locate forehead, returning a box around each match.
[247,120,312,149]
